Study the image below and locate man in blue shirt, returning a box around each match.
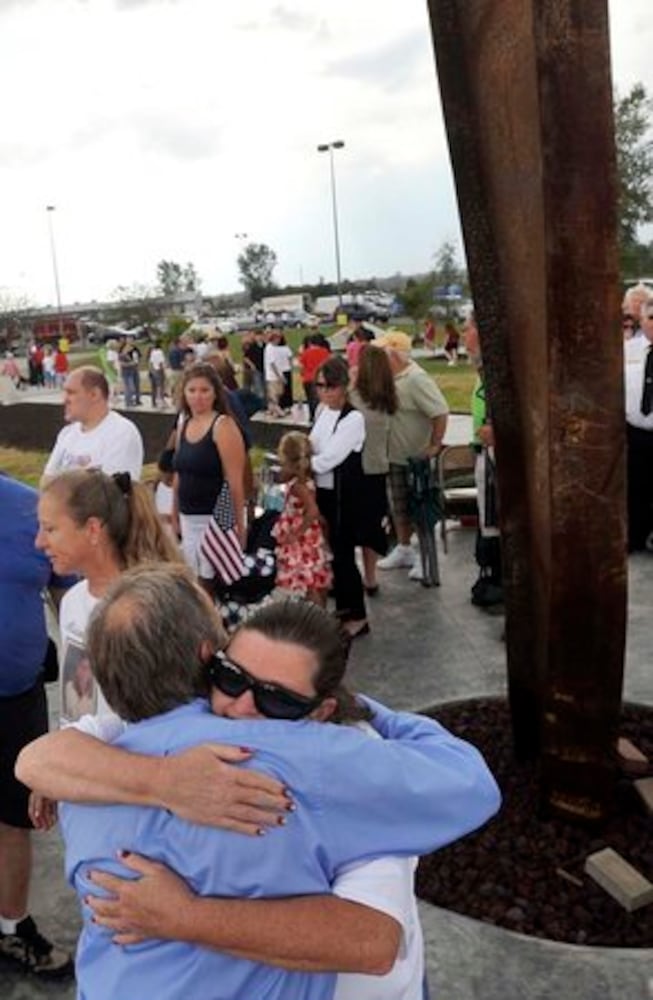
[0,474,73,979]
[54,565,500,1000]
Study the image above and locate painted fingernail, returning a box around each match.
[240,746,254,753]
[256,827,267,837]
[277,815,287,826]
[118,850,131,858]
[286,801,296,812]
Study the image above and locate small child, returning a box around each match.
[1,352,29,390]
[153,448,177,541]
[42,346,56,389]
[272,431,332,605]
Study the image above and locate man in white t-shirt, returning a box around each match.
[42,366,144,485]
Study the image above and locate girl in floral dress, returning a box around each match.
[272,432,332,606]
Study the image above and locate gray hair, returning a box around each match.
[639,294,653,320]
[86,563,226,722]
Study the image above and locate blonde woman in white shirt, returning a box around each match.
[36,468,181,727]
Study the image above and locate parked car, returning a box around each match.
[287,310,320,328]
[87,323,145,344]
[215,316,237,334]
[335,302,390,323]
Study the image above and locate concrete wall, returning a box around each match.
[0,402,301,464]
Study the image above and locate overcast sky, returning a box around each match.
[0,0,651,308]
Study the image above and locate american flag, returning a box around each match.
[200,482,245,584]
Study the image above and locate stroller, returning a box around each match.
[214,453,283,632]
[214,509,279,632]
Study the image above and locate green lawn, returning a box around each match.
[418,358,476,411]
[0,448,50,487]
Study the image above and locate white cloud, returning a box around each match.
[0,0,650,304]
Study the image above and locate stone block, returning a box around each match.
[634,778,653,816]
[616,737,649,775]
[585,848,653,912]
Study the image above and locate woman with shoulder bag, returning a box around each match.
[350,344,397,597]
[309,356,369,639]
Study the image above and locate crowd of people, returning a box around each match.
[0,318,506,998]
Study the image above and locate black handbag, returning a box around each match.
[42,637,60,684]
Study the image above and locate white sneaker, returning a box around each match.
[408,561,424,581]
[377,545,415,570]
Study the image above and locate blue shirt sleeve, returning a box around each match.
[314,700,501,868]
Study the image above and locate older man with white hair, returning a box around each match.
[622,282,653,338]
[375,331,449,580]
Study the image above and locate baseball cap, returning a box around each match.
[373,330,413,352]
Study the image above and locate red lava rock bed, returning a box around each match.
[415,698,653,948]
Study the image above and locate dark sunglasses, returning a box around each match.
[208,650,321,720]
[314,381,330,389]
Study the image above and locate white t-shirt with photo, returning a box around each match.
[59,580,117,730]
[44,410,144,481]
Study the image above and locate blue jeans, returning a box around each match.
[122,367,140,406]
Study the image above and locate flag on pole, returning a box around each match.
[201,482,245,584]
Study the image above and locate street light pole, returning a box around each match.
[317,140,345,305]
[46,205,64,339]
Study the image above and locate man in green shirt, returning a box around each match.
[463,315,503,609]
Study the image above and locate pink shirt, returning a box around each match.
[346,339,364,368]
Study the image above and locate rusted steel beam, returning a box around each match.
[426,0,626,821]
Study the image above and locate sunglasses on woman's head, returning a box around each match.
[208,650,321,720]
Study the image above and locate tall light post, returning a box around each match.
[45,205,64,339]
[317,140,345,304]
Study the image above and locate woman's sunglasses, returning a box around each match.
[208,650,321,721]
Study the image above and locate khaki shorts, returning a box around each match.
[266,379,284,405]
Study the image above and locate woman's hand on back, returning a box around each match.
[87,853,191,945]
[157,743,293,834]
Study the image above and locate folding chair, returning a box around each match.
[437,445,478,553]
